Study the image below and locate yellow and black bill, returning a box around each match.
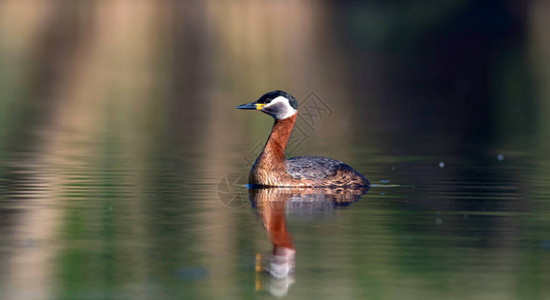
[236,102,266,110]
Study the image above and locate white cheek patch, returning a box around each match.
[264,96,297,119]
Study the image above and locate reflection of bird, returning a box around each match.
[251,187,368,297]
[236,90,370,188]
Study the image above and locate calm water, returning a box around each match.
[1,127,549,300]
[1,1,550,299]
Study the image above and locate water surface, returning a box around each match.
[1,1,550,299]
[1,128,549,300]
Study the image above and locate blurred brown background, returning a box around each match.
[1,0,549,147]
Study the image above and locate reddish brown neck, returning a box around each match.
[257,114,297,165]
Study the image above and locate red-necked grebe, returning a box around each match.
[236,90,370,188]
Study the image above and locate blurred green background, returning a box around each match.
[1,1,550,299]
[1,0,549,142]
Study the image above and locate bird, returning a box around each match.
[236,90,370,188]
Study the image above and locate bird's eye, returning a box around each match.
[266,99,272,103]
